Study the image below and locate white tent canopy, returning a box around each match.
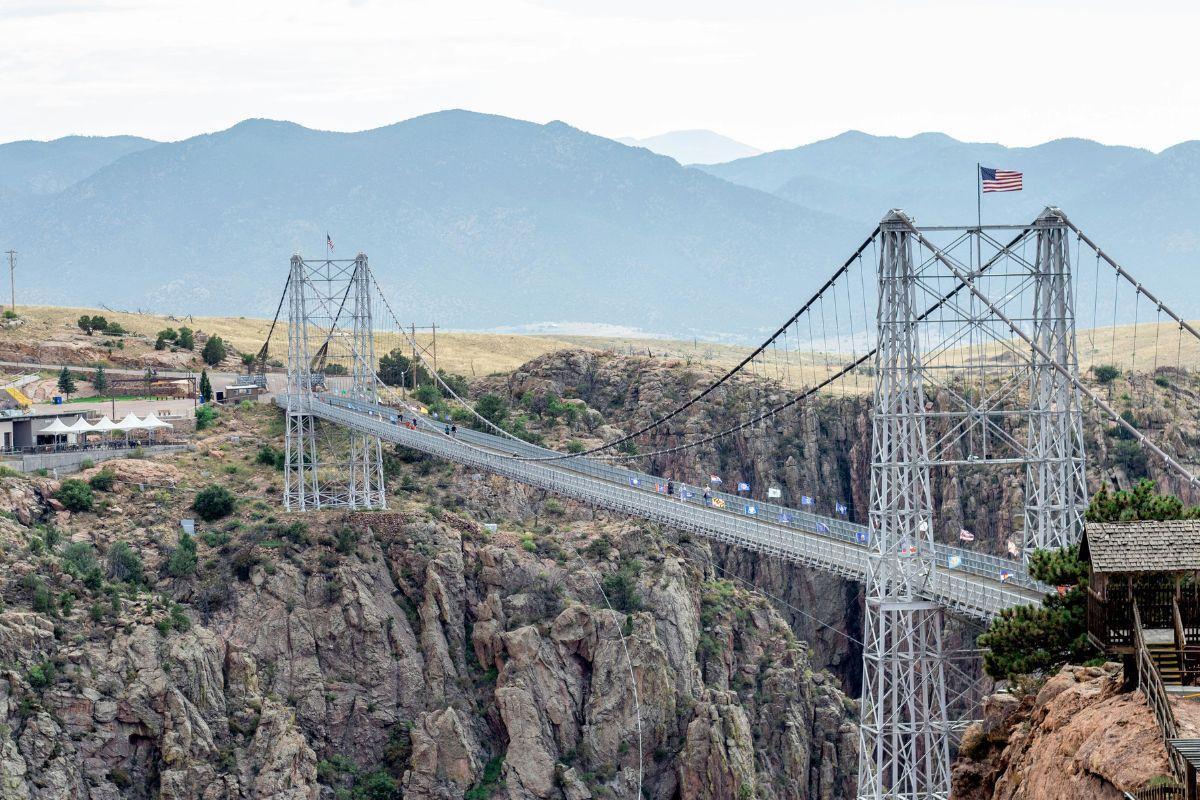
[66,417,95,433]
[90,416,119,432]
[140,414,173,430]
[39,418,73,435]
[115,414,147,431]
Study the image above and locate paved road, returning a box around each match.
[31,397,199,419]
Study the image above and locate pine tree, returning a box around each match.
[92,365,108,395]
[57,367,76,398]
[199,370,212,403]
[202,335,227,367]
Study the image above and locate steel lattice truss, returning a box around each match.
[284,254,386,511]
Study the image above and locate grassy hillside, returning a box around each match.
[0,306,1188,390]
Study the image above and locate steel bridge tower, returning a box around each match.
[283,253,386,511]
[1022,208,1088,558]
[859,211,951,800]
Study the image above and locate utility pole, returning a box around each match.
[431,322,437,376]
[410,323,417,391]
[4,251,14,314]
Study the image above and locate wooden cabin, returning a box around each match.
[1082,520,1200,684]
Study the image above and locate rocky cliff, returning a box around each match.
[952,663,1200,799]
[0,403,857,799]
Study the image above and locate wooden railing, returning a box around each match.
[1180,596,1200,647]
[1135,600,1188,784]
[1125,784,1185,800]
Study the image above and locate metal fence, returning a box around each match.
[288,394,1045,620]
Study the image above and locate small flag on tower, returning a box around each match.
[709,474,723,484]
[767,486,782,499]
[959,529,975,543]
[737,482,751,492]
[327,233,335,251]
[801,495,814,506]
[980,167,1023,193]
[835,502,848,516]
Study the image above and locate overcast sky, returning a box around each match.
[3,0,1197,152]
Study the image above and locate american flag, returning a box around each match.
[980,166,1022,193]
[326,233,334,251]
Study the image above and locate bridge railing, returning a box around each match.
[297,395,1044,619]
[319,393,1046,595]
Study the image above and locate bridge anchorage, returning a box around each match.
[269,206,1200,800]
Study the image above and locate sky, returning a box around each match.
[2,0,1198,152]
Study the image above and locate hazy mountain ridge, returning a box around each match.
[617,129,762,165]
[0,111,858,338]
[0,134,159,199]
[696,131,1200,313]
[2,116,1197,334]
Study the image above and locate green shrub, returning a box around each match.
[106,541,144,585]
[25,660,56,689]
[62,541,99,576]
[166,531,198,577]
[55,479,94,512]
[193,485,235,521]
[474,394,508,428]
[601,559,643,612]
[256,444,285,470]
[88,469,115,491]
[1092,364,1121,384]
[24,574,53,614]
[465,756,504,800]
[195,405,218,431]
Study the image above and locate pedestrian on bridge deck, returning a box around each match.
[703,487,712,506]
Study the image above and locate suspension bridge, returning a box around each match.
[258,207,1200,799]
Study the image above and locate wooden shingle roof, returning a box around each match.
[1081,520,1200,573]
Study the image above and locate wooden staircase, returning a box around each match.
[1148,642,1188,686]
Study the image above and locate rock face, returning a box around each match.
[0,409,858,800]
[484,351,1200,691]
[951,663,1200,799]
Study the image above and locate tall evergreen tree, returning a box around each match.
[199,369,212,402]
[57,367,76,398]
[92,365,108,395]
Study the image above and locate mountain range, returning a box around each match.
[0,113,1196,338]
[616,129,762,165]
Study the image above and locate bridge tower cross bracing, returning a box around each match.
[858,210,951,800]
[284,254,322,511]
[283,253,387,512]
[1022,207,1088,558]
[346,253,387,509]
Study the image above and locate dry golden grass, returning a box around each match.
[1,305,1192,383]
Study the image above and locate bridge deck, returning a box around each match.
[279,394,1046,620]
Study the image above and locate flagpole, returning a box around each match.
[975,162,982,270]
